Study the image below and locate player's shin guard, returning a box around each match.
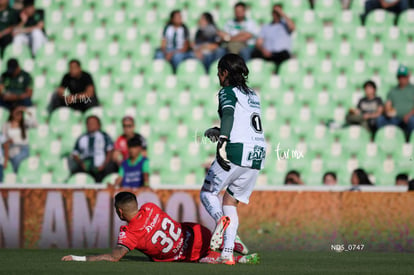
[222,205,238,258]
[200,190,223,222]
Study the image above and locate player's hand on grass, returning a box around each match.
[61,255,74,261]
[216,136,231,171]
[204,127,220,142]
[61,255,86,261]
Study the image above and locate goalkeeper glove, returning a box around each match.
[216,135,231,171]
[204,127,220,142]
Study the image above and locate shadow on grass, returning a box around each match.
[121,255,150,262]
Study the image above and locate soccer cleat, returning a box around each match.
[216,255,236,265]
[234,235,249,255]
[210,216,230,251]
[219,234,250,254]
[237,253,260,264]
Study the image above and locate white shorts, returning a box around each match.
[202,159,259,204]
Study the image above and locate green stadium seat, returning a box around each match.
[350,0,366,15]
[28,124,51,153]
[302,152,325,185]
[283,0,311,16]
[365,10,395,35]
[3,44,32,65]
[51,157,71,183]
[358,144,384,175]
[49,107,82,136]
[296,10,323,36]
[339,125,371,154]
[311,90,335,122]
[0,108,9,125]
[246,59,276,88]
[374,154,400,185]
[307,123,333,154]
[336,10,361,35]
[101,172,118,185]
[67,172,96,185]
[375,125,406,155]
[397,9,414,35]
[16,155,45,184]
[176,58,206,86]
[145,59,174,87]
[314,0,342,20]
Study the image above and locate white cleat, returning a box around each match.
[210,216,230,251]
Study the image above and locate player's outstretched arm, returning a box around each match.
[61,246,129,262]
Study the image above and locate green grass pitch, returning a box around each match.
[0,249,413,275]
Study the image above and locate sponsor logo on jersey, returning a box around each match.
[145,213,160,233]
[176,230,191,256]
[247,145,266,161]
[247,97,260,109]
[118,231,127,243]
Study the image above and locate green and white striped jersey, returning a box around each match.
[218,86,266,170]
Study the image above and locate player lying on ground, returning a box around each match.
[61,192,259,264]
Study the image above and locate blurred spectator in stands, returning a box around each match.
[309,0,352,9]
[351,168,373,187]
[376,64,414,141]
[114,135,149,188]
[346,80,383,134]
[0,58,33,110]
[0,131,8,182]
[193,12,225,73]
[154,10,193,73]
[0,0,18,57]
[11,0,24,10]
[284,170,304,185]
[252,3,295,73]
[70,115,117,183]
[2,105,36,173]
[323,171,337,185]
[217,2,259,62]
[408,179,414,191]
[48,59,99,114]
[395,173,409,186]
[113,116,147,167]
[13,0,47,57]
[360,0,409,25]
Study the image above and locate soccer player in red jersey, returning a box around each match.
[61,192,259,264]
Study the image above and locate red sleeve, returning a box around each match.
[114,136,123,150]
[117,225,138,251]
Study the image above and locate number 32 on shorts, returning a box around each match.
[151,218,182,253]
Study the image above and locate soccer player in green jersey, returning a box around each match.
[201,54,266,264]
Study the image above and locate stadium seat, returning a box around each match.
[16,155,44,184]
[49,107,82,136]
[314,0,342,20]
[374,154,399,186]
[350,0,366,15]
[307,123,333,154]
[101,172,118,185]
[339,125,371,154]
[246,59,275,88]
[145,59,174,87]
[51,157,71,183]
[397,9,414,35]
[374,125,406,155]
[28,124,51,153]
[365,10,395,35]
[176,58,206,86]
[66,172,96,185]
[335,10,360,35]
